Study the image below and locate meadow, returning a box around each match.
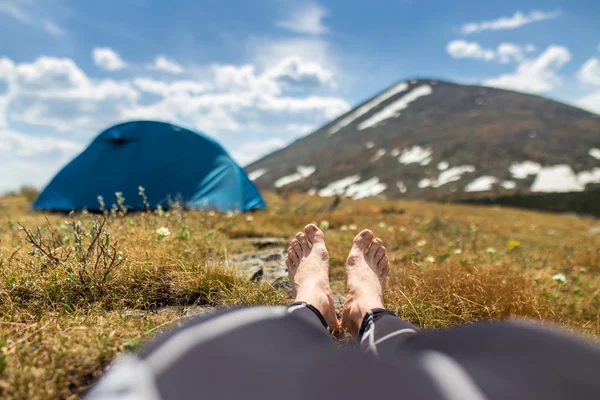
[0,192,599,399]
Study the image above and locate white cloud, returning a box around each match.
[0,128,83,193]
[231,138,286,166]
[276,2,328,35]
[147,56,184,74]
[447,41,530,63]
[577,58,600,86]
[0,129,82,157]
[578,91,600,114]
[0,1,65,36]
[447,40,495,61]
[265,56,334,89]
[1,55,138,133]
[497,43,526,63]
[576,58,600,114]
[0,45,349,191]
[461,10,561,35]
[93,48,127,71]
[43,20,64,36]
[484,45,571,93]
[133,78,209,96]
[249,37,333,71]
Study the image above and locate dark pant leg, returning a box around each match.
[87,304,334,400]
[358,308,418,358]
[404,320,600,400]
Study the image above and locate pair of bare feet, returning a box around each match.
[285,224,390,337]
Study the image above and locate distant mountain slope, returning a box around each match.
[246,78,600,200]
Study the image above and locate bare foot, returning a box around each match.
[341,229,390,337]
[285,224,339,331]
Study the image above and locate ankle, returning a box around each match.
[346,293,383,324]
[294,289,332,318]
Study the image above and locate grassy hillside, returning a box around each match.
[0,193,599,399]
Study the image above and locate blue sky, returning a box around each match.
[1,0,599,192]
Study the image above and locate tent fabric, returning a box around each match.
[33,121,266,212]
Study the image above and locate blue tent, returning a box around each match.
[33,121,266,212]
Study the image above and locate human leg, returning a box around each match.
[285,224,339,331]
[342,229,418,357]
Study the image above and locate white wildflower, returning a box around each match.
[425,256,435,263]
[552,273,566,284]
[226,211,234,218]
[486,247,496,254]
[417,240,427,247]
[319,220,330,230]
[156,227,171,237]
[208,211,215,217]
[349,224,357,231]
[399,226,406,232]
[378,222,386,228]
[340,225,348,231]
[246,215,254,222]
[454,249,462,254]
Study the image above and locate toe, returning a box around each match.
[288,247,300,265]
[352,229,374,251]
[291,240,302,259]
[285,256,295,270]
[296,232,311,255]
[377,255,388,271]
[374,247,386,265]
[304,224,325,245]
[379,257,390,278]
[368,238,383,260]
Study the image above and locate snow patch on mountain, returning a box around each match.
[398,146,432,165]
[501,180,516,190]
[346,177,387,199]
[365,141,375,149]
[274,165,316,188]
[396,181,407,193]
[370,149,386,162]
[590,148,600,160]
[465,176,498,192]
[510,161,542,179]
[437,161,449,170]
[530,165,600,193]
[435,166,476,187]
[357,85,433,130]
[577,168,600,186]
[248,168,267,181]
[327,82,409,135]
[318,175,361,197]
[530,165,582,192]
[418,178,432,188]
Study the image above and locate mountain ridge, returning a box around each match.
[246,78,600,200]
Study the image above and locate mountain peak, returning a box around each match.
[247,79,600,200]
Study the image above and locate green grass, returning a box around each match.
[0,193,599,399]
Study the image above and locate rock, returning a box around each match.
[228,248,346,314]
[230,237,291,249]
[181,306,218,321]
[231,260,263,281]
[228,249,288,284]
[272,276,293,298]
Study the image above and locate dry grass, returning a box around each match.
[0,192,599,399]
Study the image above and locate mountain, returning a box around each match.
[246,78,600,201]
